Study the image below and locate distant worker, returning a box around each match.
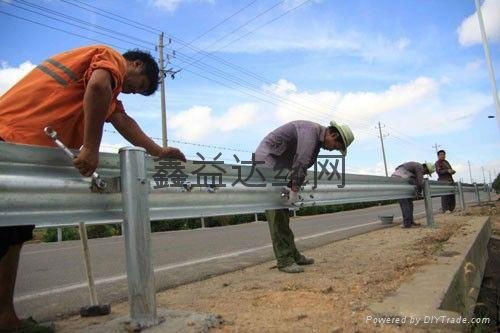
[0,45,186,332]
[391,162,435,228]
[255,120,354,273]
[435,150,456,213]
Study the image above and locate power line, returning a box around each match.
[6,0,382,141]
[217,0,315,52]
[178,0,260,52]
[103,129,253,153]
[176,0,284,66]
[0,10,128,51]
[51,0,375,130]
[4,0,157,51]
[13,0,156,47]
[59,0,161,34]
[1,4,368,131]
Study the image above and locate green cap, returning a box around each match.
[424,162,435,175]
[330,120,355,155]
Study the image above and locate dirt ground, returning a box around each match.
[56,202,499,333]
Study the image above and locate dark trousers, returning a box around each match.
[265,209,302,268]
[441,195,456,212]
[398,198,414,227]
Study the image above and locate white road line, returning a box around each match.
[14,220,384,302]
[14,202,460,302]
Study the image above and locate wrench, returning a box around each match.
[44,126,107,190]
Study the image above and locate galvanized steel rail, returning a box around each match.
[1,142,420,227]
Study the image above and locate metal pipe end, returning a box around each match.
[118,146,147,153]
[44,126,57,139]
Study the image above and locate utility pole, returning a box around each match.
[432,143,441,154]
[158,32,167,147]
[376,121,389,177]
[489,170,492,184]
[468,160,473,184]
[481,166,486,184]
[475,0,500,130]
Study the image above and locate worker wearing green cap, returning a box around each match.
[255,120,354,273]
[391,161,435,228]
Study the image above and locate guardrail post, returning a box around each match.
[57,227,62,242]
[486,184,492,202]
[473,182,481,204]
[201,217,206,229]
[254,213,259,222]
[119,147,158,329]
[293,209,297,217]
[457,182,466,211]
[423,179,435,227]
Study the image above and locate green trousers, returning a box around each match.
[265,209,302,268]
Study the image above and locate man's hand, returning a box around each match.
[449,169,456,175]
[156,147,187,162]
[282,187,300,206]
[74,145,99,177]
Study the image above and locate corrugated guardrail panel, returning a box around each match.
[0,142,478,227]
[428,181,456,197]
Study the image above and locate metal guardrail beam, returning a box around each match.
[1,142,419,227]
[0,142,486,228]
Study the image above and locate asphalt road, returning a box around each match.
[14,193,485,320]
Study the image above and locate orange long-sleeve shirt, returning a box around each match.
[0,45,127,148]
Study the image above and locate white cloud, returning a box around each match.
[204,20,410,62]
[457,0,500,46]
[151,0,214,12]
[218,103,259,131]
[263,79,297,96]
[264,77,491,141]
[0,61,36,96]
[348,162,394,176]
[268,77,437,128]
[335,77,438,120]
[170,103,258,140]
[99,143,126,153]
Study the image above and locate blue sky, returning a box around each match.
[0,0,499,183]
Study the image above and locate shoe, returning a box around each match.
[296,255,315,265]
[278,263,304,273]
[401,225,412,229]
[411,222,421,227]
[0,317,55,333]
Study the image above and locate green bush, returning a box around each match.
[42,227,79,242]
[493,173,500,194]
[86,224,119,239]
[151,218,201,232]
[41,199,402,242]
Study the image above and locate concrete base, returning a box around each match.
[72,309,224,333]
[369,216,491,332]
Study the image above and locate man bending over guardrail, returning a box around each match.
[255,120,354,273]
[391,162,435,229]
[0,45,186,332]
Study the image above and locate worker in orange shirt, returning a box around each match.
[0,45,186,332]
